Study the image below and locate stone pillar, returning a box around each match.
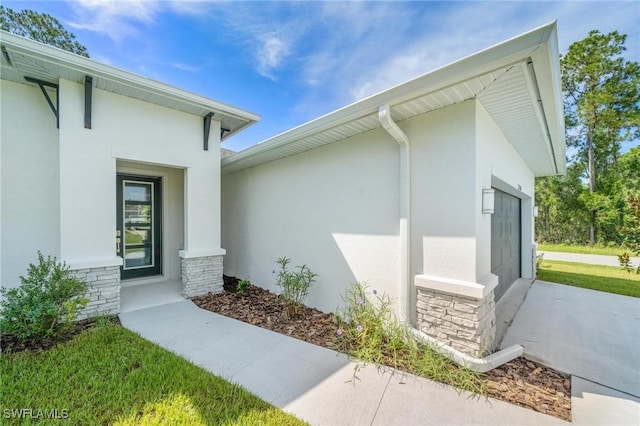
[72,265,121,320]
[180,254,224,297]
[414,274,497,357]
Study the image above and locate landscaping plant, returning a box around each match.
[0,252,88,341]
[236,279,251,296]
[274,257,317,318]
[335,283,485,394]
[621,196,640,274]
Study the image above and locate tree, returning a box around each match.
[561,30,640,243]
[0,6,89,57]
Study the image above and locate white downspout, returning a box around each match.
[378,104,411,324]
[378,104,523,373]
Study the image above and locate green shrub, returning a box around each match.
[335,283,485,394]
[237,279,251,296]
[275,257,317,318]
[335,283,407,366]
[535,253,545,271]
[0,252,88,341]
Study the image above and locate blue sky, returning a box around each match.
[4,1,639,152]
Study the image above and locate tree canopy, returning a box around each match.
[536,30,640,245]
[0,6,89,57]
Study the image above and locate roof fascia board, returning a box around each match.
[0,31,260,123]
[223,21,558,169]
[529,23,566,174]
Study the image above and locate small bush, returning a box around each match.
[335,283,485,394]
[0,252,88,341]
[535,253,545,271]
[237,279,251,296]
[275,257,317,318]
[618,252,635,273]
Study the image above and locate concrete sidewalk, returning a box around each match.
[538,250,639,267]
[501,280,640,425]
[120,300,566,426]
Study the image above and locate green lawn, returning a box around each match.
[537,242,627,256]
[537,260,640,298]
[0,323,306,425]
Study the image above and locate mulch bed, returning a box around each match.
[192,275,571,421]
[1,316,121,355]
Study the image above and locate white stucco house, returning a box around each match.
[221,22,565,356]
[0,30,259,318]
[1,22,565,357]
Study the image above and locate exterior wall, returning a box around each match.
[222,126,401,315]
[0,80,60,288]
[2,78,225,310]
[58,79,223,273]
[222,101,478,317]
[180,255,224,297]
[73,265,120,320]
[407,100,477,293]
[475,100,535,281]
[116,161,185,282]
[416,286,495,357]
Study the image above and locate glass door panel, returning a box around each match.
[123,182,153,270]
[117,175,162,279]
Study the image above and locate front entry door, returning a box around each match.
[116,174,162,279]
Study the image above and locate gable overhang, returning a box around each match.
[222,22,565,176]
[0,31,260,142]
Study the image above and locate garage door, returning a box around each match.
[491,189,521,302]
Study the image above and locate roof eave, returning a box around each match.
[0,31,260,134]
[530,24,566,175]
[223,21,564,174]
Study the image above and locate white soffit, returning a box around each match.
[0,31,259,140]
[478,63,557,175]
[223,22,565,177]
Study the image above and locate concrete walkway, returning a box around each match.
[538,250,639,267]
[501,280,640,425]
[120,300,566,426]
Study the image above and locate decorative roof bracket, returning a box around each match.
[84,76,93,129]
[25,76,59,129]
[203,112,214,151]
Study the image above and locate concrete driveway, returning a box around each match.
[501,280,640,425]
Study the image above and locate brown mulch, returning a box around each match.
[1,316,121,355]
[192,275,571,421]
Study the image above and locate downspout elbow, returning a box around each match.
[379,104,409,147]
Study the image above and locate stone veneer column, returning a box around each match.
[415,277,496,358]
[180,255,224,297]
[71,265,121,320]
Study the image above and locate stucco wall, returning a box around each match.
[222,101,480,316]
[58,79,222,270]
[475,100,535,281]
[1,80,60,287]
[1,78,223,288]
[408,101,477,284]
[222,126,401,314]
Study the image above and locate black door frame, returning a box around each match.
[116,174,162,279]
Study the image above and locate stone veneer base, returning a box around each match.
[180,255,224,297]
[416,287,496,358]
[72,265,121,320]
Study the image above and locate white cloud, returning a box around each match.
[172,62,200,72]
[67,0,163,41]
[255,33,291,79]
